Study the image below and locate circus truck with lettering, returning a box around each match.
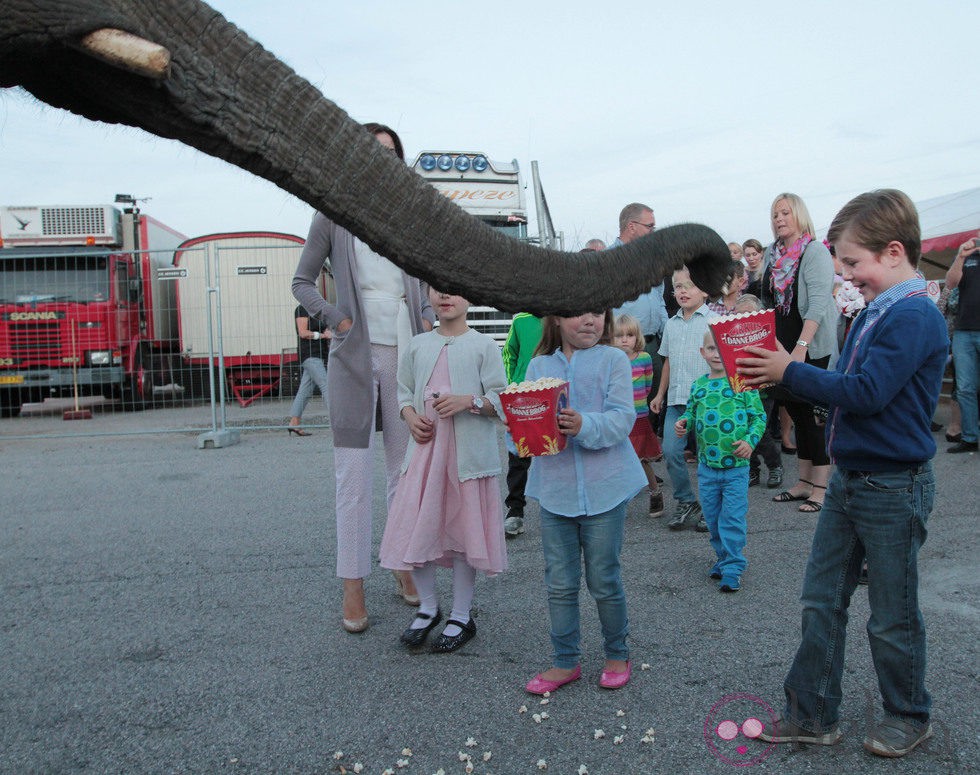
[411,151,562,343]
[0,203,188,414]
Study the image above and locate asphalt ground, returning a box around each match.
[1,400,977,775]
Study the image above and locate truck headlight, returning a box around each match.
[419,153,436,171]
[472,155,488,172]
[437,154,453,171]
[454,155,471,172]
[87,351,112,366]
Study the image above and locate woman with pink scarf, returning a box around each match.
[761,193,839,513]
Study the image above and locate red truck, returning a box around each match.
[0,203,187,415]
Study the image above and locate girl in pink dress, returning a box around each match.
[380,288,508,653]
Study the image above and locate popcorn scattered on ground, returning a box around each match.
[458,751,471,762]
[396,759,409,769]
[616,710,625,717]
[593,729,605,740]
[540,712,550,720]
[539,698,550,705]
[613,735,625,745]
[401,748,413,757]
[482,751,492,762]
[537,760,548,770]
[533,713,543,724]
[333,751,344,760]
[640,663,651,671]
[352,763,363,774]
[465,737,478,748]
[578,765,589,775]
[518,705,528,714]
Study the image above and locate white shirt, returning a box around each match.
[354,238,409,347]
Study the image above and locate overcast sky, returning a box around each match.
[2,0,977,250]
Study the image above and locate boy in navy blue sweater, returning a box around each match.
[738,189,948,759]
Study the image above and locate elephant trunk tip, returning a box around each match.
[77,29,171,80]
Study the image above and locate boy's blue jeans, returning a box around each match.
[663,405,696,503]
[540,501,629,669]
[783,464,934,731]
[697,463,749,579]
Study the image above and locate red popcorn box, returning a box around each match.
[499,379,569,457]
[709,309,778,392]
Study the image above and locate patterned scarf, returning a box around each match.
[771,234,812,314]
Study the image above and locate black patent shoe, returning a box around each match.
[399,609,441,649]
[430,616,476,654]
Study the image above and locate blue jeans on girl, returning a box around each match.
[782,464,934,731]
[540,500,629,670]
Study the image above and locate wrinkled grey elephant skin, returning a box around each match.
[0,0,730,314]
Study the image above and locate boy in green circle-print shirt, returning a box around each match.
[674,330,766,593]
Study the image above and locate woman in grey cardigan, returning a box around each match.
[292,123,435,633]
[762,193,839,513]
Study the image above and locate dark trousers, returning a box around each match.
[505,452,532,515]
[644,334,664,436]
[751,395,782,473]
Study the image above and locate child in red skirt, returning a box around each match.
[614,314,665,516]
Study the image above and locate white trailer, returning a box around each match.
[173,231,312,406]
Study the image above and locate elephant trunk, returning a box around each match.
[0,0,730,313]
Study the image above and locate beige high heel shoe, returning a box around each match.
[342,578,368,633]
[392,570,420,606]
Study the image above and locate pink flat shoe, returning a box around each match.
[599,661,631,690]
[525,665,582,695]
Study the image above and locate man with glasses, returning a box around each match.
[613,203,669,436]
[612,203,667,350]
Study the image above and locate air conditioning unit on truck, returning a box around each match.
[411,151,562,344]
[0,203,186,415]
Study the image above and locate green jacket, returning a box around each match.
[502,313,543,383]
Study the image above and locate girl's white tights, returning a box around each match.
[409,557,476,636]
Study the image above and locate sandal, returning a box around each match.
[798,484,826,513]
[773,479,813,503]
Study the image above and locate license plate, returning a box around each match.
[0,375,25,385]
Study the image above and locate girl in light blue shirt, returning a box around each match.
[523,310,646,696]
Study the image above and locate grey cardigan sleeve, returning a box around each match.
[798,240,839,359]
[797,241,835,323]
[291,212,347,328]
